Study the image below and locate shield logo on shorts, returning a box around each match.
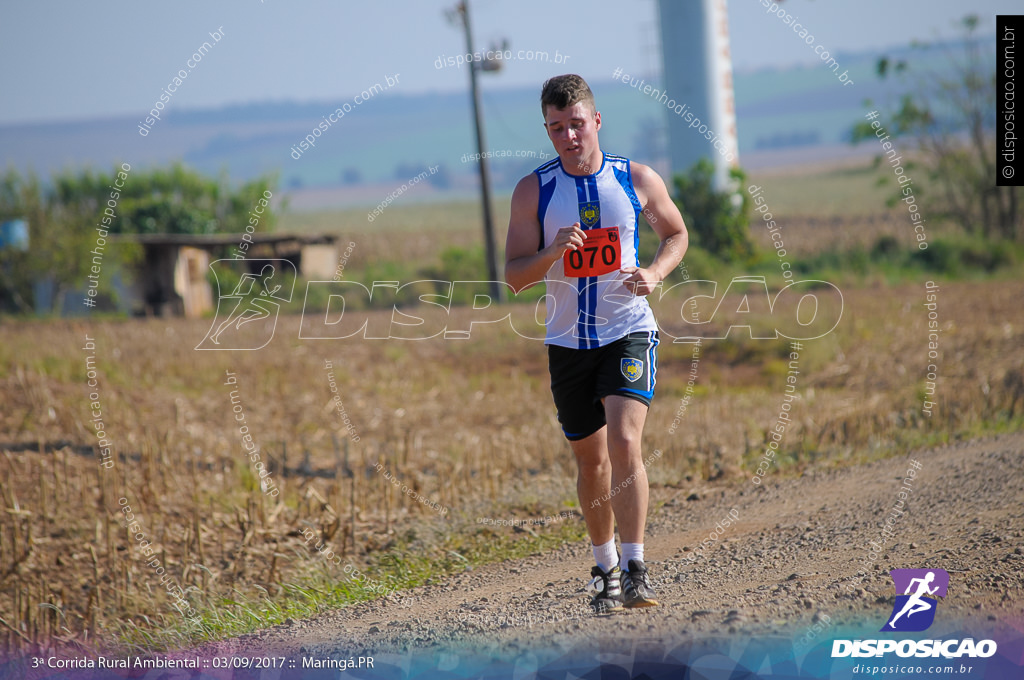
[621,358,643,382]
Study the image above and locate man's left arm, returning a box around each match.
[621,162,688,296]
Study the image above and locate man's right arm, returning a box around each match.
[505,175,586,293]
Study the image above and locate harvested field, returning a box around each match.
[1,278,1021,655]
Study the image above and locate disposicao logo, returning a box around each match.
[882,568,948,632]
[832,568,997,659]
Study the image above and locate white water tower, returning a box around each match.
[657,0,740,191]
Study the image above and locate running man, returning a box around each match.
[888,571,940,628]
[505,74,688,611]
[210,264,282,345]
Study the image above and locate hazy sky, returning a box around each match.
[0,0,1015,125]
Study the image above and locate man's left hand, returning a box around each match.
[620,266,660,296]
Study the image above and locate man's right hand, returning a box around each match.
[547,222,587,258]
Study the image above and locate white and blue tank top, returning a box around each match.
[535,152,659,349]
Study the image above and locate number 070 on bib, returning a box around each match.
[562,226,621,278]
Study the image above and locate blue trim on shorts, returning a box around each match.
[617,386,655,401]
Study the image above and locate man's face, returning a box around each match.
[543,101,601,165]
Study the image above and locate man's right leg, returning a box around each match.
[569,428,622,612]
[569,427,613,546]
[548,343,621,610]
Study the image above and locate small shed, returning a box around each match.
[120,233,340,317]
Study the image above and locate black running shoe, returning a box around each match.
[586,564,623,613]
[621,559,659,608]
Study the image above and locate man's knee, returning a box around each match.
[603,398,647,450]
[576,455,610,475]
[605,427,642,456]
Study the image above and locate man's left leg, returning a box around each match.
[604,394,659,607]
[603,395,649,544]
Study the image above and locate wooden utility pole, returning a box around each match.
[452,0,504,301]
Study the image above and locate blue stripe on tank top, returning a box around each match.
[536,174,558,251]
[574,176,590,348]
[585,175,601,348]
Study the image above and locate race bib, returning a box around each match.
[563,226,621,277]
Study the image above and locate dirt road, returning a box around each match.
[210,432,1024,673]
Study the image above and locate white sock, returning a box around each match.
[592,539,618,573]
[620,543,644,571]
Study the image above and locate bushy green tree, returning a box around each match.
[0,171,49,313]
[0,164,277,314]
[672,158,754,262]
[51,163,275,236]
[2,168,138,314]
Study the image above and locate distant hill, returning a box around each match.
[0,41,963,208]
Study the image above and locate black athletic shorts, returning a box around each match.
[547,330,659,441]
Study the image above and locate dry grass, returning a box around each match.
[746,161,893,219]
[1,278,1022,655]
[2,156,1022,656]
